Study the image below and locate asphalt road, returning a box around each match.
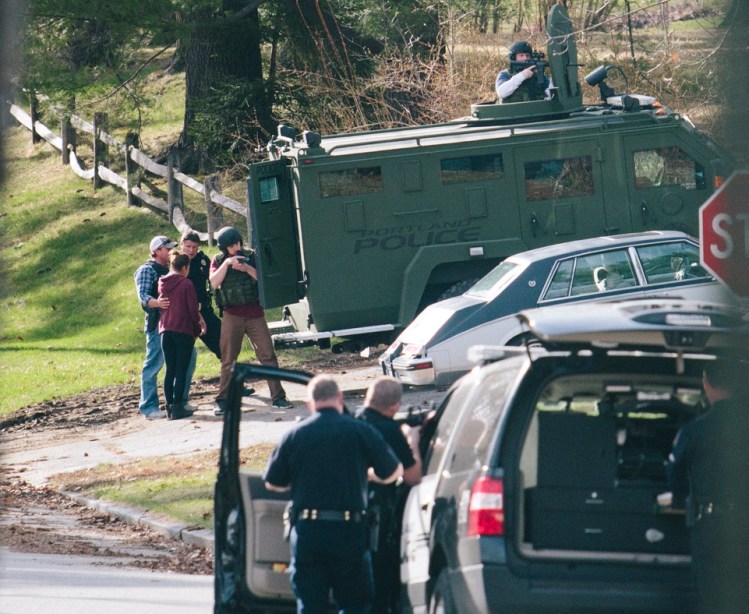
[0,549,213,614]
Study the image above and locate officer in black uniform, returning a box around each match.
[264,375,403,613]
[358,376,422,614]
[667,357,749,613]
[180,230,221,359]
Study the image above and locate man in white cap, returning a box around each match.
[134,235,195,419]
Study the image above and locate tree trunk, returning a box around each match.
[179,2,269,172]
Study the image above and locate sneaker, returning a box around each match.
[213,399,226,417]
[183,402,198,413]
[242,387,256,397]
[144,409,167,420]
[272,397,294,409]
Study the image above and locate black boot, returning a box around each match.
[168,403,193,420]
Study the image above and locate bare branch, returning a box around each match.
[77,45,174,109]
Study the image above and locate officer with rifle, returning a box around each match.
[496,40,552,103]
[358,376,423,613]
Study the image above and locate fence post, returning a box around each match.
[30,93,40,144]
[124,132,139,207]
[92,112,107,190]
[167,150,183,224]
[204,176,224,246]
[60,97,75,165]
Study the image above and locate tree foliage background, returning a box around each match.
[13,0,747,171]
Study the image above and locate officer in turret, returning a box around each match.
[209,226,293,414]
[496,41,552,103]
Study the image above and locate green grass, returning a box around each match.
[0,124,293,415]
[49,443,276,529]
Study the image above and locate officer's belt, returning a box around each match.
[695,502,738,522]
[297,508,366,523]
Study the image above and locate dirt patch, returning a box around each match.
[0,472,214,574]
[0,350,376,439]
[0,349,378,572]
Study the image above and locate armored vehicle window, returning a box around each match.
[318,166,383,198]
[524,156,593,202]
[635,241,710,285]
[633,147,706,190]
[259,177,279,203]
[440,154,504,184]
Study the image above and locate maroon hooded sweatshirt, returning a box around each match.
[158,272,201,337]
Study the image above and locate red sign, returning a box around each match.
[699,171,749,297]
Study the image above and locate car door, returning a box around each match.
[632,239,729,303]
[538,246,647,307]
[214,364,311,614]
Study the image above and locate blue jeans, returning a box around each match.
[139,329,195,416]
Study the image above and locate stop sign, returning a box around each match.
[699,170,749,297]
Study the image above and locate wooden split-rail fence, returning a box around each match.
[8,96,253,246]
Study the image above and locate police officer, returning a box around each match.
[495,40,551,103]
[358,376,422,614]
[264,375,403,613]
[667,358,749,613]
[180,230,221,359]
[209,226,292,414]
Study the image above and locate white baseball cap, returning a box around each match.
[149,235,177,253]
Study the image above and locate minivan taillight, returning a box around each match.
[466,476,504,537]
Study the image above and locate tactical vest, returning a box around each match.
[214,252,259,308]
[501,73,546,104]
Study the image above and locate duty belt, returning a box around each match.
[298,509,366,523]
[695,502,738,522]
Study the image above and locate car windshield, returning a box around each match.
[465,261,520,299]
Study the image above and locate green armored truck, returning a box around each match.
[246,5,731,349]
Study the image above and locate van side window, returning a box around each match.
[440,154,504,184]
[524,156,593,202]
[424,384,471,475]
[447,366,516,474]
[633,147,706,190]
[318,167,383,197]
[635,241,711,284]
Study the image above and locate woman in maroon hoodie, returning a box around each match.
[158,251,205,420]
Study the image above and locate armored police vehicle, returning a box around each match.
[246,5,731,350]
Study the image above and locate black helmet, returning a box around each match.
[509,40,533,61]
[216,226,243,250]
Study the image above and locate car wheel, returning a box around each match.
[429,569,456,614]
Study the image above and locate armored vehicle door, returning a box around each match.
[623,134,711,236]
[514,141,611,249]
[247,160,304,308]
